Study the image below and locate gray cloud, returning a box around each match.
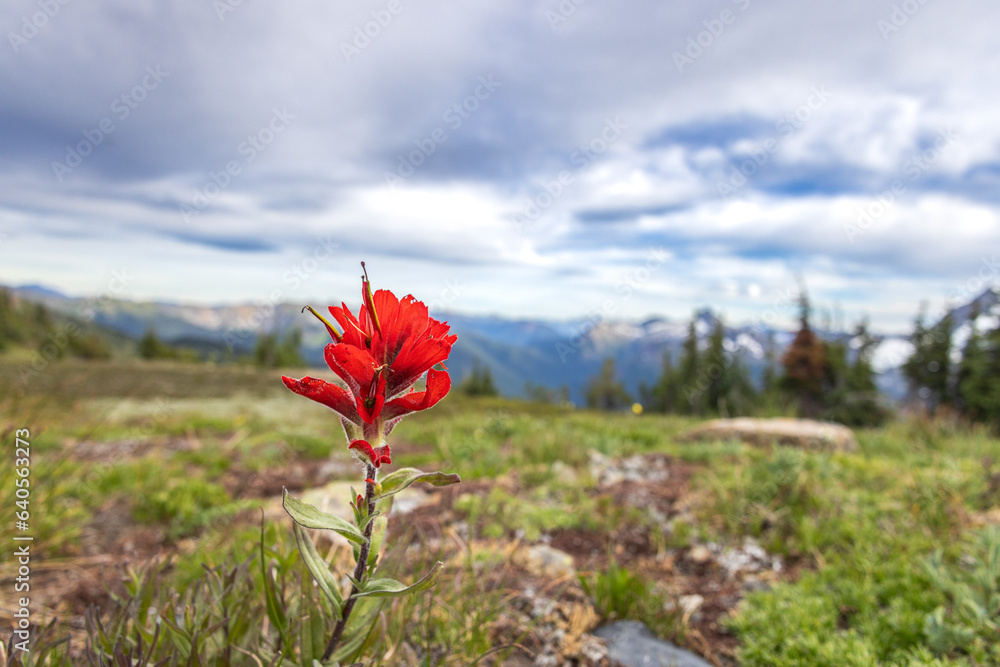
[1,0,999,332]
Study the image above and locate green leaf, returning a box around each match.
[292,522,343,614]
[283,487,365,544]
[349,485,363,526]
[259,512,290,648]
[366,495,393,574]
[352,562,444,599]
[330,597,382,663]
[377,468,461,500]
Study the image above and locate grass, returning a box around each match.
[2,358,999,665]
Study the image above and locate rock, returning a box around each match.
[502,584,607,665]
[593,620,713,667]
[678,594,704,617]
[551,461,579,486]
[688,545,713,565]
[680,417,858,452]
[717,537,782,578]
[518,545,577,579]
[588,450,670,487]
[391,488,431,516]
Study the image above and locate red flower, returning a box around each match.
[282,264,457,466]
[348,439,392,468]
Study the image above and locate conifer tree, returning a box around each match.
[677,319,702,414]
[924,312,954,408]
[585,357,633,411]
[781,290,827,418]
[643,350,678,413]
[462,359,499,397]
[956,306,997,423]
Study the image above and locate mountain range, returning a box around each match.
[7,283,1000,404]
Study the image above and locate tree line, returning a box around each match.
[583,291,888,427]
[903,300,1000,424]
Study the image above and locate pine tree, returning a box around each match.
[902,304,935,409]
[956,305,999,424]
[254,329,306,368]
[703,320,727,413]
[677,320,702,414]
[780,290,827,418]
[139,328,172,359]
[462,359,499,397]
[924,312,954,408]
[846,321,878,394]
[585,358,633,411]
[645,350,679,413]
[823,321,888,426]
[0,288,13,350]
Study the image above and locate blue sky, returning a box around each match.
[1,0,998,333]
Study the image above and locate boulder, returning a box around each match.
[593,621,713,667]
[680,417,858,452]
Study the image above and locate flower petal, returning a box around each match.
[281,376,362,426]
[325,343,376,396]
[348,439,392,468]
[355,368,387,424]
[387,336,455,397]
[382,369,451,422]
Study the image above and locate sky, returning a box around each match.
[1,0,998,334]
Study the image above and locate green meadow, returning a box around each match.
[2,359,999,665]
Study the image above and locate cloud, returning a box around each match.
[2,0,1000,333]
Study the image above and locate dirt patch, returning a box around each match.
[29,448,808,666]
[68,437,193,463]
[223,458,345,498]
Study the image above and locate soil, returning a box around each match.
[9,447,811,666]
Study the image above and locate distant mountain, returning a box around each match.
[9,283,997,404]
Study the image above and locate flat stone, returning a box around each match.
[679,417,858,452]
[517,545,577,579]
[678,594,704,617]
[688,545,713,564]
[593,620,713,667]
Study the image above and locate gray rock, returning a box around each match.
[517,544,577,579]
[679,417,858,452]
[593,621,712,667]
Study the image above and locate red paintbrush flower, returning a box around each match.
[282,263,457,467]
[348,439,391,468]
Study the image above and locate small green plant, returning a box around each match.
[580,560,646,620]
[923,526,1000,664]
[278,264,462,663]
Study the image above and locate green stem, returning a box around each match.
[322,463,377,662]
